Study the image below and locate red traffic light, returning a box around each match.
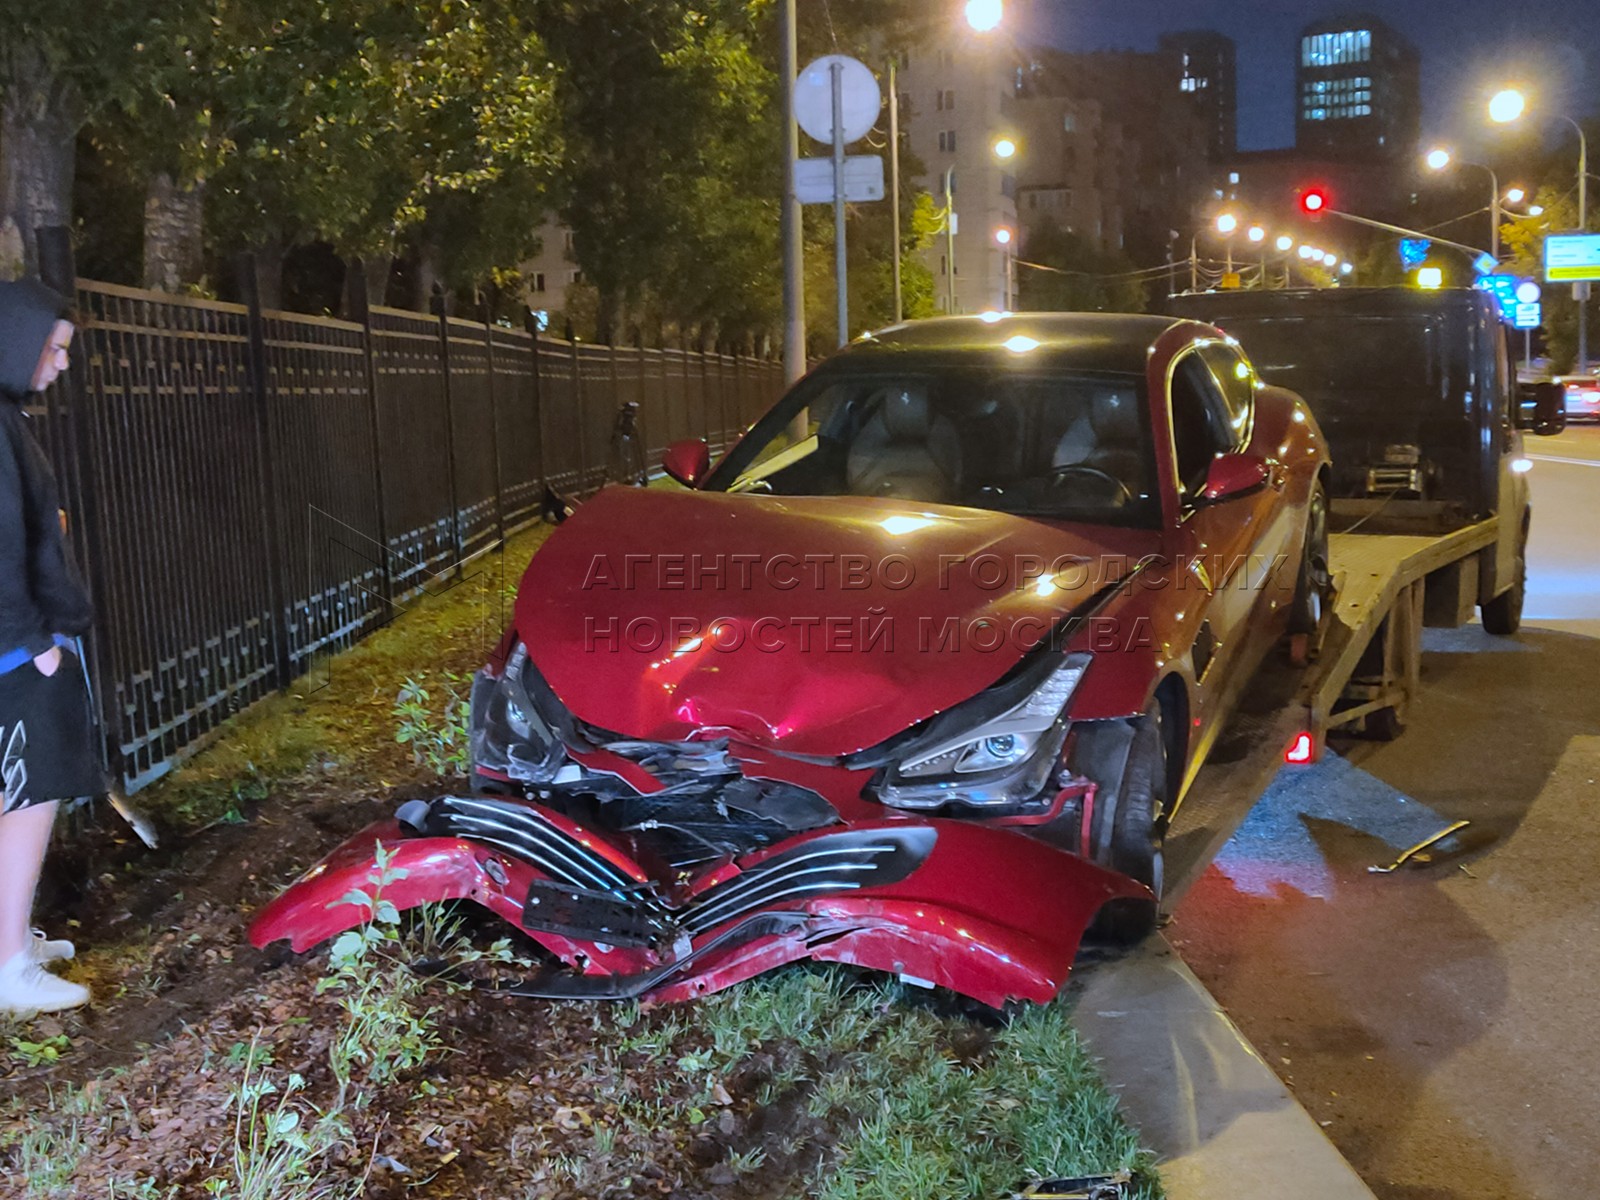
[1299,188,1330,218]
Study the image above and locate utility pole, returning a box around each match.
[945,167,957,313]
[780,0,805,382]
[889,59,903,324]
[830,60,849,347]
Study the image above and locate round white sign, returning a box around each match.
[794,55,882,146]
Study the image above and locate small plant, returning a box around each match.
[317,843,439,1102]
[0,1113,88,1198]
[10,1034,71,1068]
[392,674,471,777]
[205,1048,351,1200]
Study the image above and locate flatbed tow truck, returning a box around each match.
[1159,287,1567,902]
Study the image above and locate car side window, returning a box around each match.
[1170,353,1236,501]
[1198,343,1254,448]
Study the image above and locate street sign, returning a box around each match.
[1475,275,1520,322]
[1544,233,1600,283]
[1399,238,1431,268]
[794,56,881,145]
[1513,302,1542,330]
[795,155,885,204]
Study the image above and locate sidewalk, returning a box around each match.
[1071,937,1376,1200]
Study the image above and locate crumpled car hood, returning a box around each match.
[514,486,1158,757]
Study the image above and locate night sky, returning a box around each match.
[1018,0,1598,154]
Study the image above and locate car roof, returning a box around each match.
[828,312,1212,377]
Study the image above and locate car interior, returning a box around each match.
[720,371,1160,523]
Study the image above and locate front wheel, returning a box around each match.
[1288,482,1330,651]
[1077,709,1167,945]
[1481,523,1527,636]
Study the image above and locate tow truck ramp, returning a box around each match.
[1161,517,1498,906]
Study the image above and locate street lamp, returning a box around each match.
[992,136,1017,160]
[1505,187,1526,204]
[1425,147,1503,259]
[1216,213,1239,235]
[1490,87,1589,371]
[1276,235,1294,252]
[965,0,1003,32]
[994,226,1015,311]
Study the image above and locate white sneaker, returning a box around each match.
[30,929,75,963]
[0,951,90,1014]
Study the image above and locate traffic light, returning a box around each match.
[1299,187,1330,219]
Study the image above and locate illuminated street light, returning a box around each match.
[994,226,1013,246]
[1489,88,1527,124]
[1529,204,1546,216]
[1299,245,1315,259]
[992,136,1017,160]
[1340,263,1354,276]
[1489,87,1589,369]
[1425,147,1505,259]
[1247,225,1266,243]
[965,0,1003,32]
[1505,186,1526,204]
[1323,252,1338,267]
[1216,213,1239,235]
[1276,235,1294,252]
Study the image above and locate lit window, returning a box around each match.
[1229,171,1240,184]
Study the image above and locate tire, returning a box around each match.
[1083,710,1167,946]
[1481,523,1527,637]
[1289,482,1330,640]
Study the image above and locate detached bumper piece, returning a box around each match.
[254,794,1150,1008]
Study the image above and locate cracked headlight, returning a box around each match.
[873,653,1090,812]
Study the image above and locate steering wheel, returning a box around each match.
[1049,463,1133,505]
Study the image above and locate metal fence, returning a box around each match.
[29,277,784,793]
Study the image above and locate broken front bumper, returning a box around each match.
[248,796,1149,1009]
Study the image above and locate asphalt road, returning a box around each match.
[1172,424,1600,1200]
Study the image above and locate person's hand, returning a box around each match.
[33,646,62,677]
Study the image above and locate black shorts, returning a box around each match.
[0,646,108,813]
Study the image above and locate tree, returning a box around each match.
[1016,218,1148,314]
[0,0,209,278]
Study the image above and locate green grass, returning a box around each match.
[693,969,1160,1198]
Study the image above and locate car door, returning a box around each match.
[1166,347,1278,735]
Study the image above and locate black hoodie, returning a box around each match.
[0,279,93,659]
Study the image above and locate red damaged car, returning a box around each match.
[252,314,1329,1010]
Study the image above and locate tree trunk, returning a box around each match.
[340,256,392,318]
[142,173,205,292]
[415,240,444,313]
[0,43,83,281]
[251,235,287,310]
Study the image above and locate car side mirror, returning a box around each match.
[1516,382,1566,437]
[662,439,711,488]
[1198,452,1271,504]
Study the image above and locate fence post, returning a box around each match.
[345,265,394,609]
[238,253,294,690]
[36,225,124,783]
[567,321,587,493]
[432,287,464,572]
[526,309,547,492]
[479,296,505,546]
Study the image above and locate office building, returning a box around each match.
[1295,13,1420,159]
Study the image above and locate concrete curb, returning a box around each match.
[1071,936,1376,1199]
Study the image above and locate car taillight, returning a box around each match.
[1284,732,1317,764]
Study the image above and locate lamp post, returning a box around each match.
[1248,225,1266,287]
[1491,88,1589,372]
[1216,213,1239,276]
[1425,148,1502,260]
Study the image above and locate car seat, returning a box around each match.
[846,386,962,503]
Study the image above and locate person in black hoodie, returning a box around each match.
[0,278,101,1014]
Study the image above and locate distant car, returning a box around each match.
[251,314,1330,1010]
[1557,375,1600,423]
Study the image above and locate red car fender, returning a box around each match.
[250,816,1149,1008]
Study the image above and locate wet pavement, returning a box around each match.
[1172,426,1600,1200]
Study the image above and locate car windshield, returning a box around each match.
[703,366,1160,526]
